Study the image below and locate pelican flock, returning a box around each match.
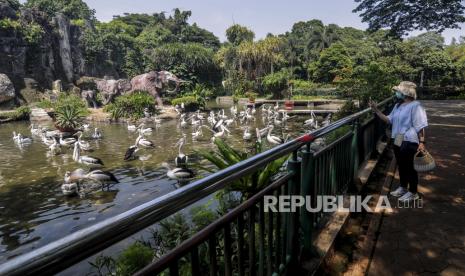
[10,101,329,197]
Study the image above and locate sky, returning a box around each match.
[23,0,465,43]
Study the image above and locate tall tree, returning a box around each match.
[353,0,465,37]
[226,24,255,46]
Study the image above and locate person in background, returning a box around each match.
[369,81,428,202]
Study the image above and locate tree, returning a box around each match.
[226,24,255,46]
[353,0,465,37]
[25,0,95,20]
[309,43,353,83]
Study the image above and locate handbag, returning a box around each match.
[414,150,436,172]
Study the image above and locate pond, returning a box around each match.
[0,102,324,265]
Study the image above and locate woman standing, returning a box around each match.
[370,81,428,202]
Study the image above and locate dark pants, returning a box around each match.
[393,141,419,193]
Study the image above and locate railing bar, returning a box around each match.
[274,189,281,269]
[238,214,245,276]
[267,202,273,276]
[248,206,256,276]
[209,236,217,276]
[281,184,288,265]
[224,224,232,276]
[169,260,179,276]
[258,200,265,276]
[190,247,201,276]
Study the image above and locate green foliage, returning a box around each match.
[353,0,465,37]
[53,94,89,129]
[147,42,221,85]
[0,106,31,121]
[170,95,198,110]
[309,43,353,83]
[226,24,255,46]
[25,0,95,20]
[115,242,154,276]
[195,138,288,199]
[0,18,44,44]
[104,91,157,120]
[262,70,291,99]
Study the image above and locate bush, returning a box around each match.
[0,106,31,121]
[262,70,290,99]
[115,242,154,275]
[54,94,89,129]
[171,95,198,110]
[104,91,157,120]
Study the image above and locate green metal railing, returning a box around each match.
[0,97,393,276]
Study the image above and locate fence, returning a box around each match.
[0,97,394,276]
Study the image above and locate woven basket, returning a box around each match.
[414,150,436,172]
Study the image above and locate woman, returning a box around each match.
[370,81,428,202]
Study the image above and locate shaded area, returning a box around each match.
[368,100,465,275]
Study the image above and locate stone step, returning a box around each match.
[30,108,53,122]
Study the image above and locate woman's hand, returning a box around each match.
[418,142,426,152]
[369,99,378,111]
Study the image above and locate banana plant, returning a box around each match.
[195,138,288,199]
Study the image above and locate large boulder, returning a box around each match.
[17,78,43,104]
[0,74,15,103]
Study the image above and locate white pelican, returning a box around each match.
[92,128,103,139]
[127,122,137,131]
[274,102,279,111]
[61,182,79,196]
[251,106,257,115]
[124,137,140,161]
[30,124,42,136]
[84,170,119,185]
[136,133,155,148]
[266,126,285,145]
[82,123,90,131]
[174,136,188,167]
[16,133,32,144]
[138,123,153,135]
[162,162,195,181]
[77,131,92,151]
[12,131,19,142]
[49,138,61,155]
[196,110,204,120]
[73,142,104,167]
[192,126,203,140]
[180,117,188,128]
[59,134,76,147]
[154,116,162,124]
[243,127,252,141]
[41,133,55,146]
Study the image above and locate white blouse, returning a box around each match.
[387,101,428,144]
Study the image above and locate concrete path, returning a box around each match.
[368,101,465,275]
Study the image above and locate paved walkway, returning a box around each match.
[368,101,465,275]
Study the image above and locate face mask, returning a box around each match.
[395,91,405,100]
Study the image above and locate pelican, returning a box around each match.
[224,118,235,126]
[82,123,90,131]
[61,182,79,196]
[84,170,119,185]
[192,126,203,140]
[304,111,317,128]
[191,116,201,126]
[153,116,162,124]
[16,133,32,144]
[144,107,151,118]
[127,122,137,131]
[92,128,103,139]
[162,162,195,181]
[243,127,252,141]
[59,134,76,147]
[62,169,86,196]
[77,131,92,151]
[196,110,204,120]
[322,114,332,127]
[136,133,155,148]
[138,123,153,135]
[266,126,286,145]
[30,124,42,136]
[251,106,257,115]
[41,133,55,146]
[180,117,188,128]
[73,142,104,167]
[12,131,19,141]
[174,136,188,167]
[274,102,279,111]
[124,137,140,161]
[49,138,61,155]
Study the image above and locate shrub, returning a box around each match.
[54,94,89,129]
[262,70,290,99]
[115,242,154,275]
[171,95,199,110]
[104,91,157,120]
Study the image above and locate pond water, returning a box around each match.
[0,103,320,264]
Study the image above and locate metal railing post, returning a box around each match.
[350,119,360,189]
[287,151,301,266]
[300,143,314,253]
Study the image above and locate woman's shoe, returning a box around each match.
[398,192,420,203]
[390,186,407,197]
